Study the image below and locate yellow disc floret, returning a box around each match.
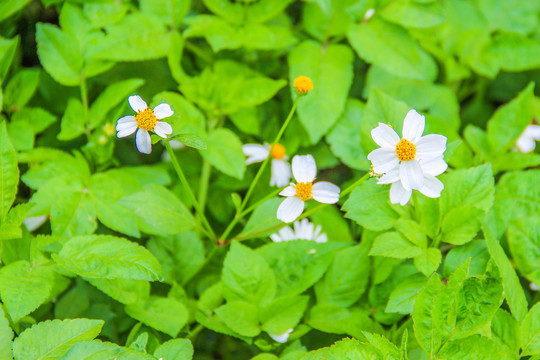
[395,138,416,161]
[295,182,313,201]
[293,76,313,94]
[271,143,286,160]
[135,108,158,131]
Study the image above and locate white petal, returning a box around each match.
[270,159,292,187]
[279,184,296,197]
[243,144,269,165]
[389,181,412,206]
[312,181,340,204]
[415,134,447,159]
[400,160,424,190]
[292,155,317,183]
[154,121,173,138]
[419,175,444,198]
[367,148,399,174]
[524,125,540,140]
[135,128,152,154]
[271,226,294,242]
[23,215,48,231]
[530,283,540,291]
[315,233,328,243]
[377,167,400,184]
[128,95,147,113]
[277,197,305,223]
[116,115,136,130]
[269,328,293,343]
[402,109,425,142]
[371,123,400,149]
[117,124,138,138]
[419,156,448,177]
[153,103,174,119]
[516,136,536,153]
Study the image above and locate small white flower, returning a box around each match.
[277,155,340,223]
[530,283,539,291]
[367,109,447,193]
[270,218,328,243]
[516,125,540,153]
[116,95,174,154]
[242,143,292,187]
[269,328,293,343]
[23,215,48,231]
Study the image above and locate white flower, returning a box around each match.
[242,143,292,187]
[530,283,539,291]
[367,109,447,194]
[277,155,340,223]
[23,215,48,231]
[516,125,540,153]
[269,328,293,343]
[116,95,174,154]
[270,219,328,243]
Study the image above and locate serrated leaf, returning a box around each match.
[289,40,353,143]
[414,248,441,276]
[13,319,104,360]
[521,302,540,356]
[0,305,13,360]
[386,274,427,315]
[0,122,19,221]
[260,295,308,335]
[87,278,150,305]
[507,217,540,285]
[4,68,40,111]
[0,260,55,323]
[438,335,511,360]
[370,232,423,259]
[54,235,162,281]
[50,190,96,239]
[60,339,155,360]
[125,296,188,337]
[154,339,193,360]
[215,301,260,337]
[440,206,483,245]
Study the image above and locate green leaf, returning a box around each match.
[0,122,19,221]
[0,0,31,23]
[443,240,490,278]
[414,248,441,276]
[6,121,34,151]
[247,0,294,23]
[222,242,276,305]
[412,273,444,356]
[125,296,188,337]
[521,302,540,356]
[202,0,243,24]
[12,318,104,360]
[237,198,282,239]
[200,128,245,179]
[440,206,483,245]
[362,332,401,359]
[314,243,369,307]
[301,337,382,360]
[86,278,150,305]
[486,82,534,153]
[348,18,437,81]
[386,273,427,315]
[140,0,190,28]
[288,40,353,143]
[60,340,155,360]
[395,219,428,248]
[260,295,309,335]
[11,107,57,134]
[486,34,540,73]
[476,0,540,35]
[88,78,145,129]
[215,301,260,337]
[3,68,40,112]
[0,304,13,360]
[380,0,445,28]
[0,36,18,82]
[54,235,162,281]
[0,260,55,323]
[154,339,193,360]
[438,335,511,360]
[35,23,82,86]
[50,189,96,239]
[342,179,400,231]
[508,217,540,285]
[370,232,423,259]
[120,184,195,236]
[57,97,86,141]
[172,134,207,149]
[491,309,519,358]
[483,225,528,321]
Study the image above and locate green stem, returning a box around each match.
[218,97,300,243]
[229,173,370,243]
[164,139,216,240]
[239,187,282,218]
[198,159,212,213]
[80,77,91,141]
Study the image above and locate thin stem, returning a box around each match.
[163,139,217,240]
[228,173,370,244]
[198,159,212,213]
[239,187,282,218]
[80,77,91,141]
[218,97,301,243]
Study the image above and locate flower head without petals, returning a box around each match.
[116,95,174,154]
[293,76,313,94]
[277,154,340,223]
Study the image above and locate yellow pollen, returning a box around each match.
[135,108,158,131]
[395,138,416,161]
[270,143,286,160]
[293,76,313,94]
[295,182,313,201]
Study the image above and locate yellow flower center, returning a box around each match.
[293,76,313,94]
[135,108,158,131]
[270,143,286,160]
[395,138,416,161]
[295,182,313,201]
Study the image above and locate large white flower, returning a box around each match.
[516,125,540,153]
[377,156,448,205]
[277,155,340,223]
[367,109,447,192]
[270,218,328,243]
[242,143,292,187]
[116,95,174,154]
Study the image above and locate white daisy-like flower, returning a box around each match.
[242,143,292,187]
[116,95,174,154]
[367,109,447,194]
[377,156,448,205]
[277,155,340,223]
[516,125,540,153]
[270,218,328,243]
[269,328,293,343]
